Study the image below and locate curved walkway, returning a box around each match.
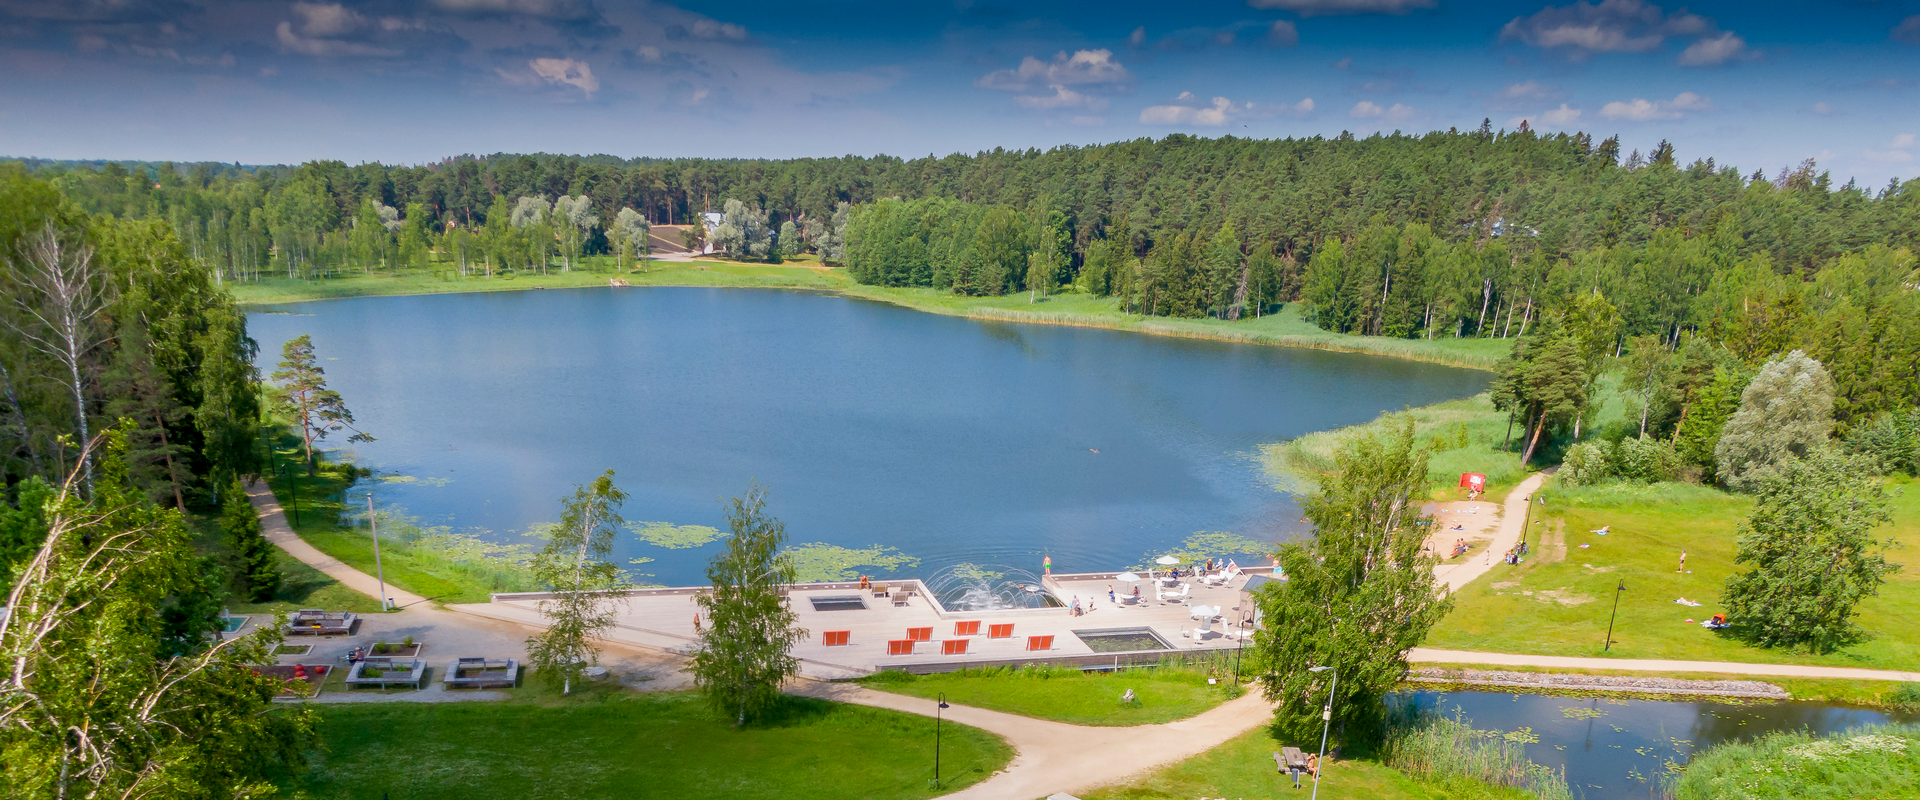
[1432,472,1546,594]
[796,682,1276,799]
[248,479,427,608]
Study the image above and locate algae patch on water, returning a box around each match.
[628,521,728,549]
[784,543,920,582]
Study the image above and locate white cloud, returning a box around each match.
[1677,31,1750,66]
[631,45,662,63]
[1508,104,1582,129]
[1246,0,1434,16]
[977,49,1132,91]
[1265,21,1300,47]
[1350,100,1414,120]
[430,0,595,20]
[1140,92,1313,126]
[529,57,597,94]
[1866,135,1914,164]
[680,19,747,40]
[1811,102,1832,115]
[1598,91,1712,121]
[1893,15,1920,45]
[1129,26,1146,47]
[1893,133,1918,149]
[979,49,1132,112]
[1017,85,1103,110]
[1501,0,1747,66]
[275,2,405,57]
[1500,80,1559,100]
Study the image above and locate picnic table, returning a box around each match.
[1275,747,1310,787]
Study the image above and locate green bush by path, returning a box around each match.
[185,504,382,615]
[1425,476,1920,672]
[1667,724,1920,800]
[279,690,1011,800]
[858,659,1242,726]
[1080,726,1537,800]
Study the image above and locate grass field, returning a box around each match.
[185,503,383,615]
[278,687,1011,800]
[1666,723,1920,800]
[230,259,1510,371]
[1425,476,1920,672]
[1079,727,1535,800]
[858,660,1242,726]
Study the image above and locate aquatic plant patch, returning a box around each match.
[628,521,727,549]
[783,542,920,582]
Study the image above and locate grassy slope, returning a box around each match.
[1426,477,1920,672]
[280,688,1012,800]
[859,663,1239,726]
[231,257,1507,370]
[1081,727,1533,800]
[185,501,382,615]
[1666,724,1920,800]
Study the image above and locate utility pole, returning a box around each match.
[934,693,950,789]
[1309,666,1338,800]
[370,494,390,612]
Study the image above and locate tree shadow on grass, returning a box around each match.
[742,695,840,729]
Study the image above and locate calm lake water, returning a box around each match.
[1410,690,1917,800]
[248,287,1487,586]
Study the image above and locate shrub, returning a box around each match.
[1559,442,1610,486]
[1668,724,1920,800]
[1845,408,1920,476]
[1611,434,1682,483]
[1886,684,1920,713]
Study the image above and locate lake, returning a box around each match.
[247,287,1488,587]
[1409,690,1917,800]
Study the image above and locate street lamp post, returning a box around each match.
[280,461,300,527]
[1308,665,1337,800]
[1604,579,1626,651]
[934,693,950,789]
[369,495,390,612]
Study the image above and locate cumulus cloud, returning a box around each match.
[1265,21,1300,47]
[1677,31,1751,66]
[1139,92,1312,126]
[978,49,1132,112]
[1894,15,1920,45]
[1246,0,1434,16]
[497,57,599,96]
[1866,134,1915,163]
[1598,91,1712,121]
[1501,0,1747,66]
[431,0,596,19]
[275,3,403,57]
[1508,104,1582,129]
[1350,100,1414,120]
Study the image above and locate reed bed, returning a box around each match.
[1382,704,1574,800]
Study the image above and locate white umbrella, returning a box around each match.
[1155,555,1181,566]
[1189,604,1219,619]
[1114,572,1141,583]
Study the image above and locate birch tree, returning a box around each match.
[4,224,108,493]
[691,483,805,725]
[525,469,629,696]
[553,195,597,272]
[610,207,650,270]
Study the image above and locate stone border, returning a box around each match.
[1408,667,1789,699]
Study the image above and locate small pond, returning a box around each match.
[1404,689,1919,799]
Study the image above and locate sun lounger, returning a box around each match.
[954,620,981,636]
[887,639,915,656]
[822,630,851,646]
[988,623,1015,638]
[942,639,969,655]
[1026,635,1053,651]
[906,627,932,642]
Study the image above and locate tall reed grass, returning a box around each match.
[1382,703,1574,800]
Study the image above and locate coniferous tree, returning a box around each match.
[270,334,372,476]
[219,478,279,602]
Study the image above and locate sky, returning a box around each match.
[2,0,1918,185]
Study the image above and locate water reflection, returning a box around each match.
[1402,690,1918,800]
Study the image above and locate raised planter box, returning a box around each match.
[443,657,519,689]
[366,641,424,658]
[346,657,427,689]
[284,609,357,636]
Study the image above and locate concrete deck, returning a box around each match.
[455,568,1274,679]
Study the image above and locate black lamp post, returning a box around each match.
[280,461,300,527]
[934,693,950,788]
[1604,579,1626,651]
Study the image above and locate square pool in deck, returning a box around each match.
[457,568,1275,679]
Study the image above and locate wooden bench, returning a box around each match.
[822,630,851,646]
[1026,635,1054,651]
[988,623,1015,639]
[953,620,981,636]
[942,639,969,656]
[887,639,915,656]
[906,626,932,642]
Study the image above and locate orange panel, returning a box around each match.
[942,639,970,655]
[887,640,914,656]
[1026,635,1054,651]
[823,630,850,646]
[907,627,933,642]
[988,623,1015,639]
[954,620,981,636]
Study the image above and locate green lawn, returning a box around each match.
[858,662,1240,726]
[185,504,382,615]
[232,259,1508,371]
[1425,476,1920,672]
[279,689,1011,800]
[1080,727,1534,800]
[1415,661,1920,709]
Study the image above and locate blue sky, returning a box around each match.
[2,0,1917,184]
